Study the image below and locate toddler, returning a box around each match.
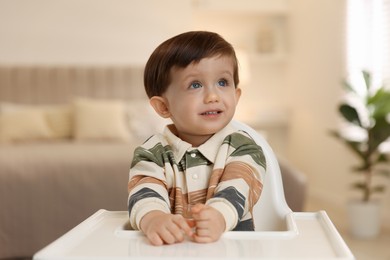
[128,31,266,246]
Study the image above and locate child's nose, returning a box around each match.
[204,87,219,103]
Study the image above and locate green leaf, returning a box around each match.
[351,165,369,172]
[339,104,362,127]
[379,171,390,178]
[362,70,371,91]
[368,117,390,154]
[372,185,386,193]
[367,87,390,104]
[328,130,342,139]
[344,140,366,160]
[377,153,389,163]
[351,182,367,190]
[374,168,390,177]
[342,80,356,94]
[328,130,366,160]
[368,89,390,118]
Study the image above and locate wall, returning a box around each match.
[286,0,390,228]
[0,0,191,65]
[287,0,347,215]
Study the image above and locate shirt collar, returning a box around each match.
[163,123,236,163]
[163,125,191,163]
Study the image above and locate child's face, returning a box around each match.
[156,55,241,146]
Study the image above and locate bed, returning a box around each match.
[0,66,306,259]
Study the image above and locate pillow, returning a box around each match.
[73,98,130,141]
[0,103,73,139]
[44,105,73,139]
[126,99,171,141]
[0,108,53,143]
[0,102,26,113]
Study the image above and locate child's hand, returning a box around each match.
[140,210,194,246]
[190,204,226,243]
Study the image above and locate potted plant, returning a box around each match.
[330,70,390,238]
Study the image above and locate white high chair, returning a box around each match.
[231,120,293,232]
[34,121,355,260]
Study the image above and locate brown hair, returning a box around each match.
[144,31,239,98]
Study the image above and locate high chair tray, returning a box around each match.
[33,209,355,260]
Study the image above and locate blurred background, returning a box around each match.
[0,0,389,259]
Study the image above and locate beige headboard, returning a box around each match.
[0,66,146,104]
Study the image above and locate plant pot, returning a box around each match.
[346,200,381,239]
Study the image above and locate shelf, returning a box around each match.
[191,0,289,63]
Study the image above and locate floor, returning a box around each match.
[305,195,390,260]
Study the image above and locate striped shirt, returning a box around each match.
[128,122,266,231]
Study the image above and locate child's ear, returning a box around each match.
[235,87,242,104]
[150,96,171,118]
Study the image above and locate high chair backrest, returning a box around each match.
[231,120,292,231]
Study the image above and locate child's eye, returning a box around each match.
[218,79,228,87]
[189,82,202,89]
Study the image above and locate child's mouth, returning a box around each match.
[200,110,222,116]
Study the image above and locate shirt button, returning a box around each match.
[192,173,199,180]
[190,153,196,158]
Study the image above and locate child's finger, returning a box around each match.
[192,234,213,244]
[158,228,177,244]
[191,204,209,221]
[172,215,194,237]
[191,204,213,221]
[192,219,208,229]
[186,218,196,228]
[194,226,211,237]
[147,232,164,246]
